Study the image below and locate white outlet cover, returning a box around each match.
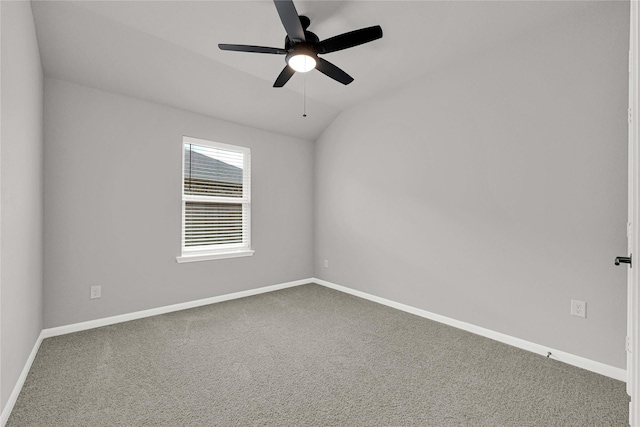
[571,299,586,318]
[91,285,101,299]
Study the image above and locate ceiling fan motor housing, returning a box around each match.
[284,26,320,51]
[286,44,318,61]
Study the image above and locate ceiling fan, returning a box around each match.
[218,0,383,88]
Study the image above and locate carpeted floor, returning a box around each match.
[7,283,629,426]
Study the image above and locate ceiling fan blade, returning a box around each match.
[317,25,383,54]
[273,0,306,43]
[218,44,287,54]
[273,65,296,87]
[315,58,354,85]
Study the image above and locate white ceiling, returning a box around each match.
[31,0,601,141]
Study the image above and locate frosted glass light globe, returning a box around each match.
[288,54,316,73]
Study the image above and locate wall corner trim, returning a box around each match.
[1,331,45,427]
[311,278,627,382]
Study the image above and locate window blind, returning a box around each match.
[184,202,243,246]
[182,139,250,253]
[184,145,244,198]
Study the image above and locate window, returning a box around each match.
[177,136,253,263]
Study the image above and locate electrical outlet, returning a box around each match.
[323,259,329,268]
[90,285,101,299]
[571,299,586,318]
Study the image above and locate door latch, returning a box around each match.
[615,254,632,267]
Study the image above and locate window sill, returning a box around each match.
[176,249,255,263]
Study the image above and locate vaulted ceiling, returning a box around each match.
[31,0,600,141]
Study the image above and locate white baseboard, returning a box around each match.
[3,277,624,427]
[43,278,310,339]
[1,330,44,427]
[312,278,627,382]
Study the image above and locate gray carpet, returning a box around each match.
[7,284,629,426]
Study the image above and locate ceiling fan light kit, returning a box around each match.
[286,46,318,73]
[218,0,383,88]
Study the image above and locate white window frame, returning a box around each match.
[176,136,254,263]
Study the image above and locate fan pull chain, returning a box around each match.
[303,76,307,118]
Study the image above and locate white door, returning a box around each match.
[626,2,639,425]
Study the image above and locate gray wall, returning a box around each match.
[1,1,44,411]
[44,78,314,328]
[314,2,629,368]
